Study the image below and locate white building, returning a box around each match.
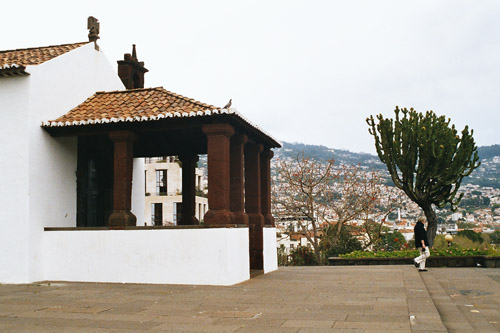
[144,156,208,225]
[0,18,279,286]
[0,40,135,284]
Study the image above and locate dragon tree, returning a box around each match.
[367,107,480,246]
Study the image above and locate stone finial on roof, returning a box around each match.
[87,16,100,42]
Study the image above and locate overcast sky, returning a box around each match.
[3,1,499,154]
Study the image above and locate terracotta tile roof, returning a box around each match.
[43,87,222,126]
[42,87,281,147]
[0,42,88,67]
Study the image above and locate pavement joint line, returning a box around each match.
[420,269,479,332]
[405,266,448,332]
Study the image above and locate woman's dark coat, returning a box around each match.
[414,221,429,248]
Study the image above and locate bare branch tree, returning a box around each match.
[272,154,400,264]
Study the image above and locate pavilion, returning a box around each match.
[0,17,280,285]
[41,45,281,284]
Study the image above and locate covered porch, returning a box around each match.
[42,87,280,285]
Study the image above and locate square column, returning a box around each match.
[245,142,264,270]
[108,130,137,227]
[230,133,249,226]
[178,153,199,225]
[261,149,275,227]
[202,123,235,226]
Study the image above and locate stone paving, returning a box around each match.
[0,266,499,332]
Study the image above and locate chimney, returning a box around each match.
[117,44,149,89]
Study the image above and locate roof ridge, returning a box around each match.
[160,88,220,109]
[93,87,220,109]
[0,41,89,54]
[95,87,164,94]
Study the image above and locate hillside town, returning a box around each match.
[144,142,500,256]
[272,143,500,254]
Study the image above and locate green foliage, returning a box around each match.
[341,250,420,258]
[320,225,362,258]
[367,107,481,246]
[367,106,480,210]
[447,235,487,250]
[289,246,318,266]
[340,246,500,258]
[490,231,500,245]
[373,231,408,251]
[277,244,289,266]
[431,247,489,256]
[432,234,449,250]
[459,195,490,208]
[457,221,475,229]
[457,230,484,243]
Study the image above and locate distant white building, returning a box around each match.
[144,156,208,225]
[451,212,463,221]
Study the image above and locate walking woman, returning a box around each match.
[413,216,430,272]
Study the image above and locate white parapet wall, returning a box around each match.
[43,228,250,286]
[263,227,278,273]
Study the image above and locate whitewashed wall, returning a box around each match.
[26,43,126,282]
[43,228,250,285]
[0,76,31,283]
[263,227,278,273]
[0,42,129,283]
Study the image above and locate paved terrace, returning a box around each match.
[1,266,499,332]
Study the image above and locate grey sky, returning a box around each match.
[3,0,499,153]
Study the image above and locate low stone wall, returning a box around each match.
[328,256,500,268]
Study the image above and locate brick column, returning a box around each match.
[261,148,275,227]
[178,153,199,225]
[230,133,249,226]
[202,123,235,225]
[245,142,264,270]
[108,130,137,227]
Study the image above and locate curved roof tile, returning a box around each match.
[0,42,88,67]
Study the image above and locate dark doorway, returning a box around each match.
[76,136,114,227]
[152,203,163,226]
[174,202,182,225]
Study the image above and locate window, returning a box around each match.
[151,203,163,226]
[173,202,182,225]
[156,169,167,195]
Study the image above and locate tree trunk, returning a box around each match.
[422,204,438,247]
[314,244,323,266]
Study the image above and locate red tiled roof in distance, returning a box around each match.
[0,42,89,67]
[45,87,221,125]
